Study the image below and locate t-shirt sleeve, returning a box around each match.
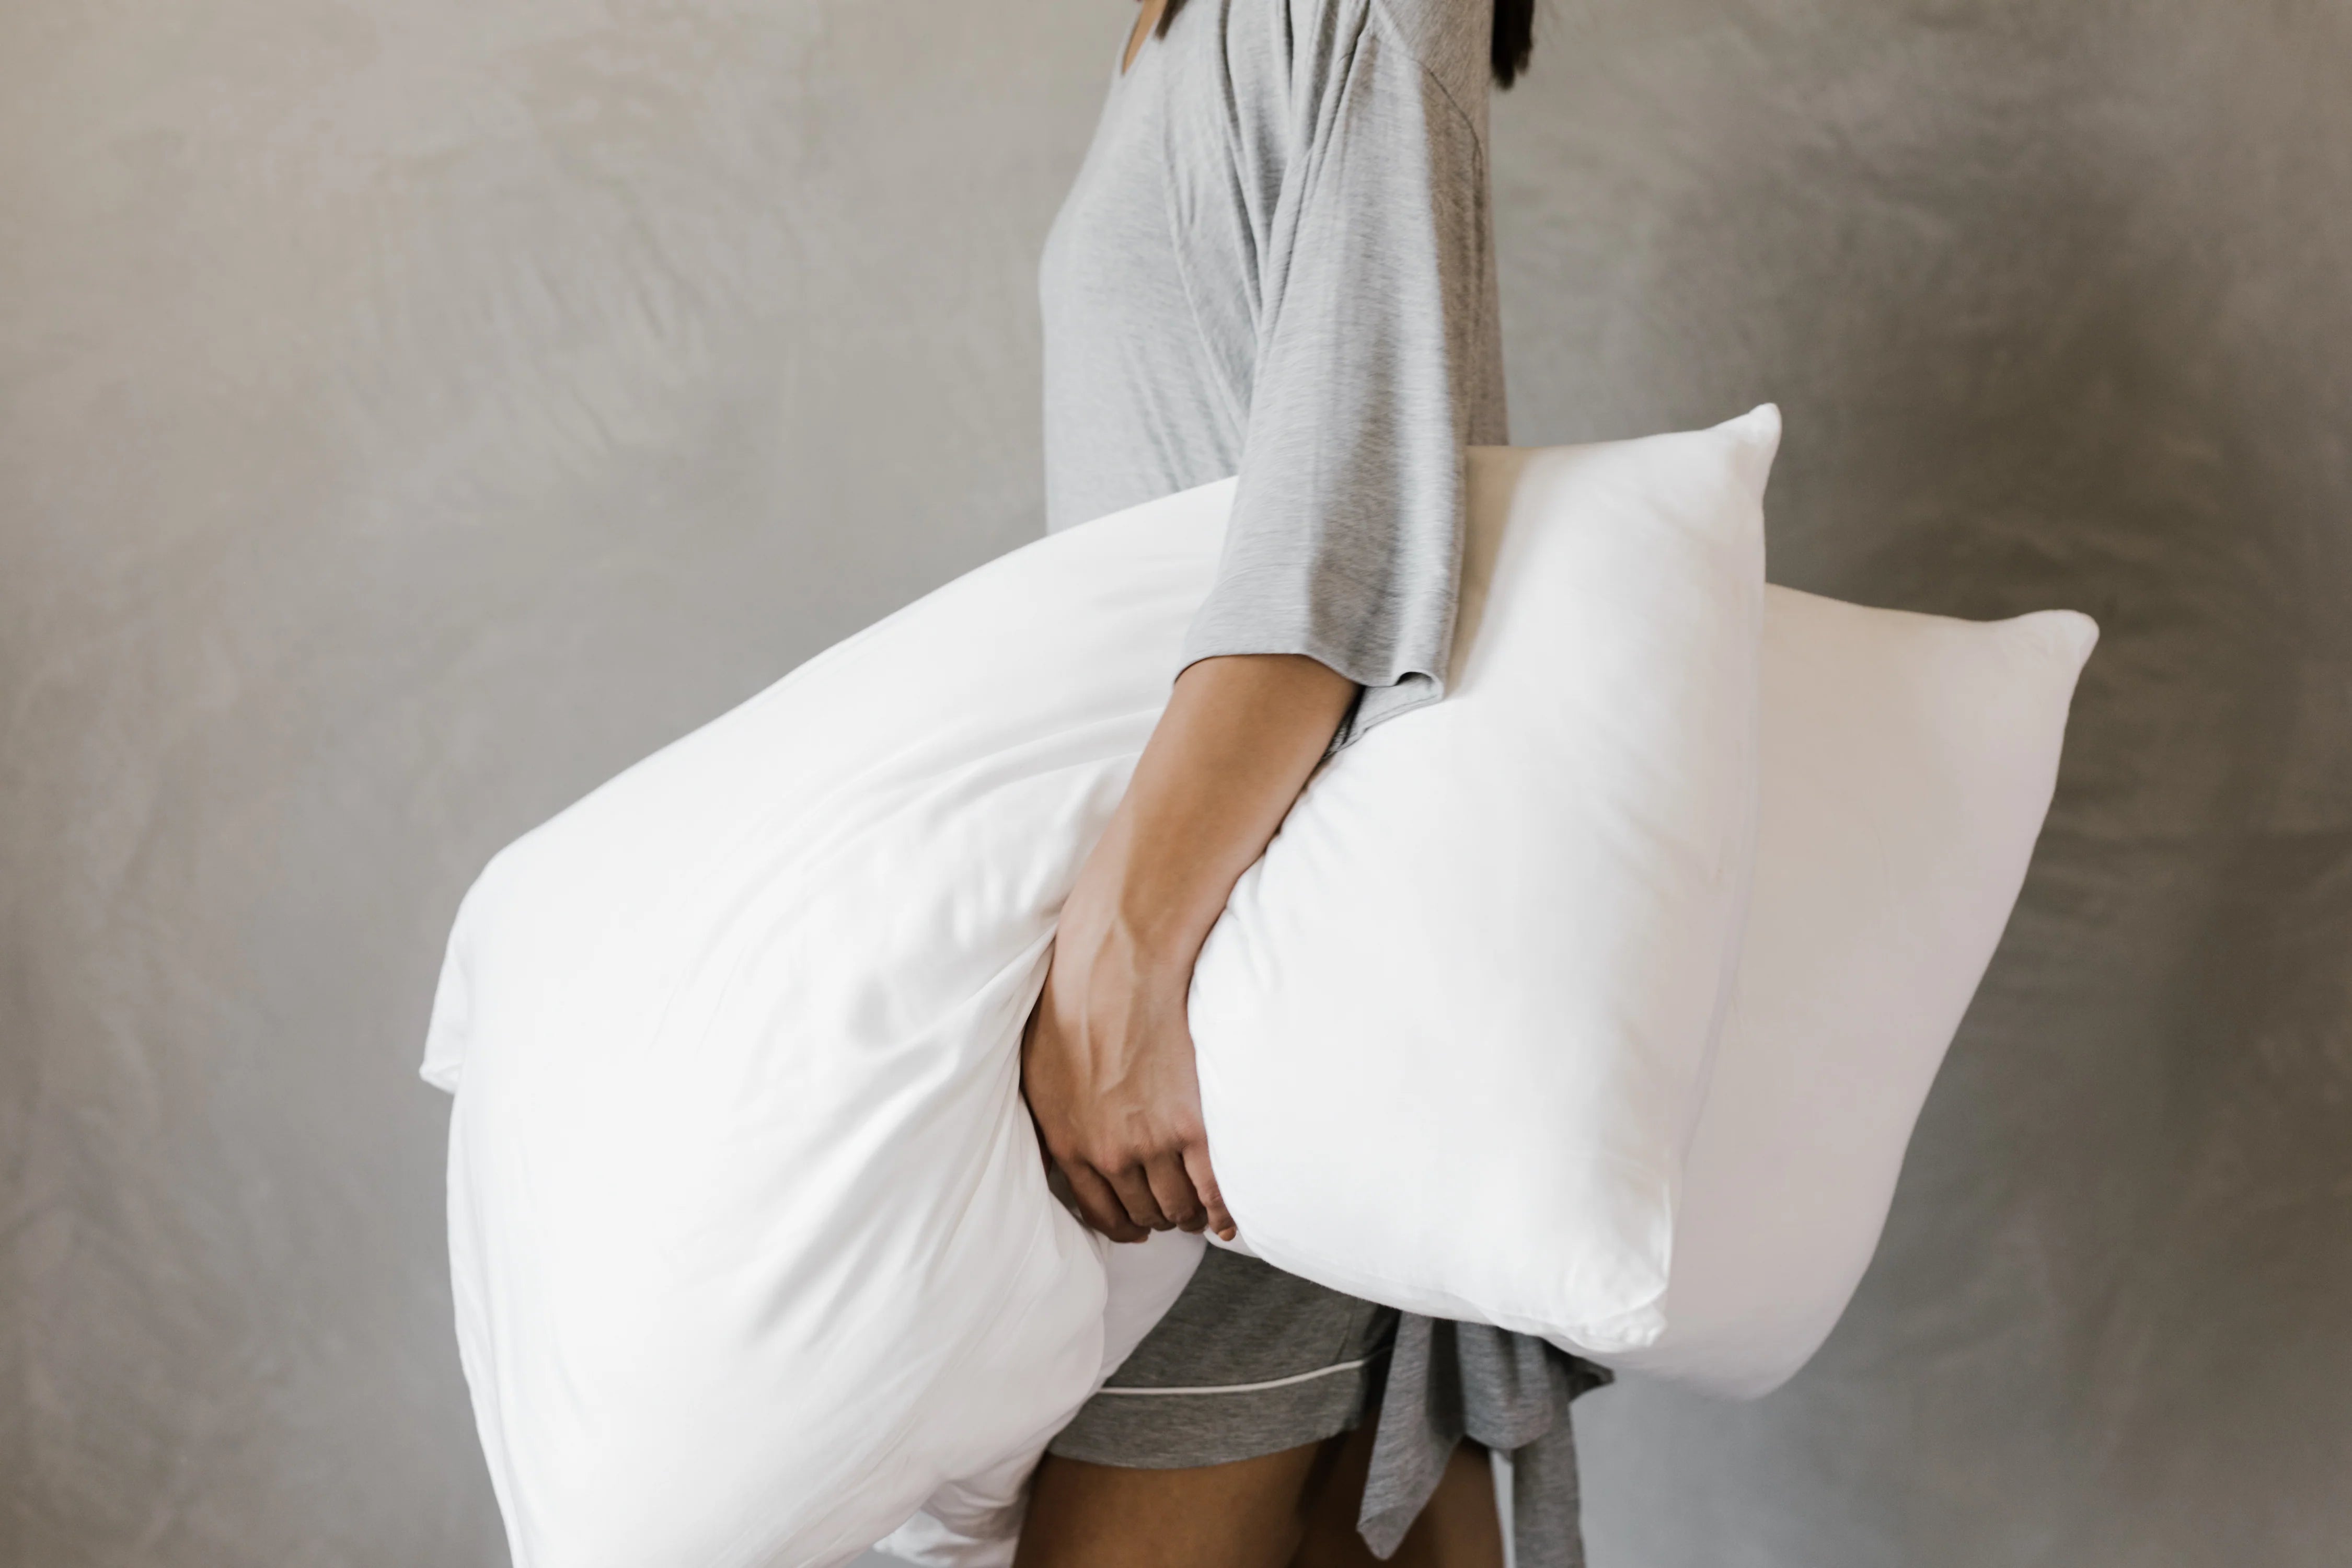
[1173,0,1497,753]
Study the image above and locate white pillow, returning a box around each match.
[876,1229,1207,1567]
[424,490,1225,1568]
[893,513,2095,1568]
[1189,413,1776,1351]
[423,410,1775,1568]
[1592,589,2096,1396]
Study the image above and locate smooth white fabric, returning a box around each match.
[1594,590,2096,1396]
[423,411,1774,1568]
[423,494,1220,1568]
[875,1229,1206,1567]
[1190,418,1776,1350]
[1077,598,2096,1406]
[874,1230,1207,1567]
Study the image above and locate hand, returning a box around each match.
[1022,866,1231,1243]
[1017,652,1357,1246]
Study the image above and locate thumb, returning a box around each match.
[1182,1139,1235,1243]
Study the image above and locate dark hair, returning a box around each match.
[1155,0,1536,89]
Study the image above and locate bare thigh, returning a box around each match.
[1014,1443,1327,1568]
[1014,1419,1502,1568]
[1290,1423,1503,1568]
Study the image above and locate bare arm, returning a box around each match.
[1021,652,1355,1242]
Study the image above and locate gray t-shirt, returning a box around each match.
[1036,11,1608,1555]
[1039,0,1506,748]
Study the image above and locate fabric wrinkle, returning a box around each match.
[1036,0,1601,1557]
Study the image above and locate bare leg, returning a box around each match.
[1012,1422,1502,1568]
[1014,1443,1328,1568]
[1290,1423,1504,1568]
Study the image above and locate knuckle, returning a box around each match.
[1078,1143,1133,1175]
[1066,1132,1114,1168]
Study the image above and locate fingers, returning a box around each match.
[1043,1158,1082,1215]
[1059,1161,1148,1244]
[1103,1161,1173,1235]
[1050,1147,1215,1242]
[1056,1150,1222,1242]
[1182,1139,1236,1242]
[1143,1150,1206,1234]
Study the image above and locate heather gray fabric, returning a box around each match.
[1045,1246,1396,1468]
[1359,1318,1610,1565]
[1037,4,1601,1556]
[1040,0,1505,747]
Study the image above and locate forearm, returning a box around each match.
[1026,652,1354,1241]
[1070,653,1357,976]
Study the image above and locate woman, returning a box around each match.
[1019,1,1605,1564]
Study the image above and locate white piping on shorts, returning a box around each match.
[1087,1354,1379,1398]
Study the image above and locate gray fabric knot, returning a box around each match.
[1357,1316,1612,1566]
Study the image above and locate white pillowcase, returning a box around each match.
[1190,413,1776,1350]
[1594,589,2096,1396]
[424,410,1776,1568]
[877,1229,1207,1567]
[1080,595,2096,1410]
[423,491,1223,1568]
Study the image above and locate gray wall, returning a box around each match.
[3,2,2345,1565]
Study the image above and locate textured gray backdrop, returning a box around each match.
[4,1,2346,1565]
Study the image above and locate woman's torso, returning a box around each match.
[1038,0,1507,535]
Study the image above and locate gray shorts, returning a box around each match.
[1046,1244,1398,1469]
